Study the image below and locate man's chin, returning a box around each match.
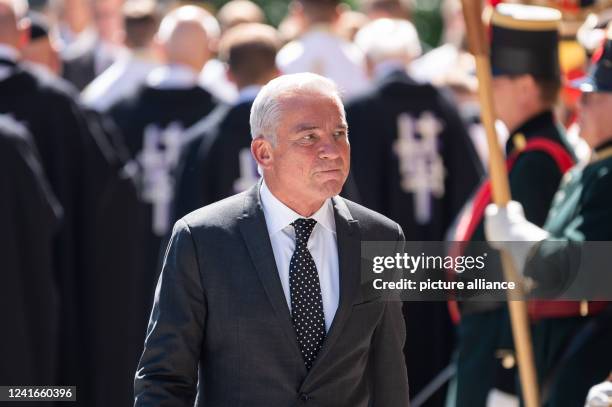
[317,179,345,197]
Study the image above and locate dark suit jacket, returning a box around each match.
[134,182,410,406]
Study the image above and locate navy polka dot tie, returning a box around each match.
[289,218,326,370]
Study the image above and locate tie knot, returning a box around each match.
[291,218,317,246]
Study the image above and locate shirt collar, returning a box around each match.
[0,44,19,63]
[260,180,336,236]
[147,63,199,89]
[236,85,261,105]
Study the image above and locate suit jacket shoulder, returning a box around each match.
[181,189,251,232]
[338,197,404,241]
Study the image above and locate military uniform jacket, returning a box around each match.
[527,141,612,290]
[472,111,574,241]
[523,142,612,407]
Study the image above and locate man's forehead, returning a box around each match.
[278,89,342,106]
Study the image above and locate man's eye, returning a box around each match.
[302,134,315,141]
[334,131,347,139]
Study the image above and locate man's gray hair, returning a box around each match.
[249,73,343,144]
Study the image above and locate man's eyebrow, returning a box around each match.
[292,124,320,133]
[291,123,349,133]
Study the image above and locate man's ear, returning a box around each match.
[251,137,273,170]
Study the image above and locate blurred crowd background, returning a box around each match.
[1,0,612,405]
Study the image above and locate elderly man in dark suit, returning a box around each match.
[134,72,410,406]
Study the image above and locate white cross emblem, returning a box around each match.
[393,111,446,224]
[138,122,184,235]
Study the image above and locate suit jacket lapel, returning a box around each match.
[303,196,361,383]
[237,182,302,360]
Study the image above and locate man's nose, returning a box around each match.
[319,138,341,160]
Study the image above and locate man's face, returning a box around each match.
[492,74,539,132]
[578,91,612,148]
[492,75,519,129]
[256,91,350,212]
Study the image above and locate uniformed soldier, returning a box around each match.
[486,24,612,406]
[448,4,577,407]
[174,22,280,219]
[346,18,483,405]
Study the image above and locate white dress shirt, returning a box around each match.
[259,181,339,332]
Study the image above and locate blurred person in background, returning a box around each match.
[217,0,265,32]
[553,1,600,164]
[276,0,369,98]
[359,0,411,20]
[0,114,62,393]
[174,22,280,219]
[0,0,133,403]
[198,2,239,103]
[106,6,220,367]
[21,10,61,75]
[81,0,160,112]
[334,8,368,41]
[200,0,268,103]
[346,17,483,406]
[60,0,126,90]
[277,4,305,43]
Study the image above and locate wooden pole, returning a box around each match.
[460,1,541,406]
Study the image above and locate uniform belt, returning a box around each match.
[528,300,609,321]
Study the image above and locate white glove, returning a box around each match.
[585,377,612,407]
[484,201,549,275]
[486,388,519,407]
